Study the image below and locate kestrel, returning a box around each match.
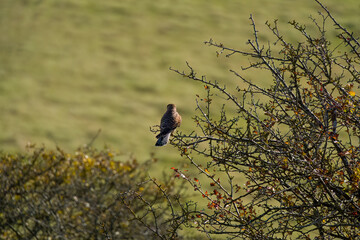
[155,104,182,146]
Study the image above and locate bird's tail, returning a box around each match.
[155,132,171,146]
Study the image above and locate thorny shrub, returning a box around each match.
[166,1,360,239]
[0,145,185,240]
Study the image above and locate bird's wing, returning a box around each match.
[175,113,182,127]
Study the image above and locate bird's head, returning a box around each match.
[167,104,176,110]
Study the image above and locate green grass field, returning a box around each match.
[0,0,359,169]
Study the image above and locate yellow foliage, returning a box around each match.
[0,146,171,239]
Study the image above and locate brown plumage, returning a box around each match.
[155,104,182,146]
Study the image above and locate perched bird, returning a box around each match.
[155,104,182,146]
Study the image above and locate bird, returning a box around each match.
[155,104,182,146]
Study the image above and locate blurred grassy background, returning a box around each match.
[0,0,359,167]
